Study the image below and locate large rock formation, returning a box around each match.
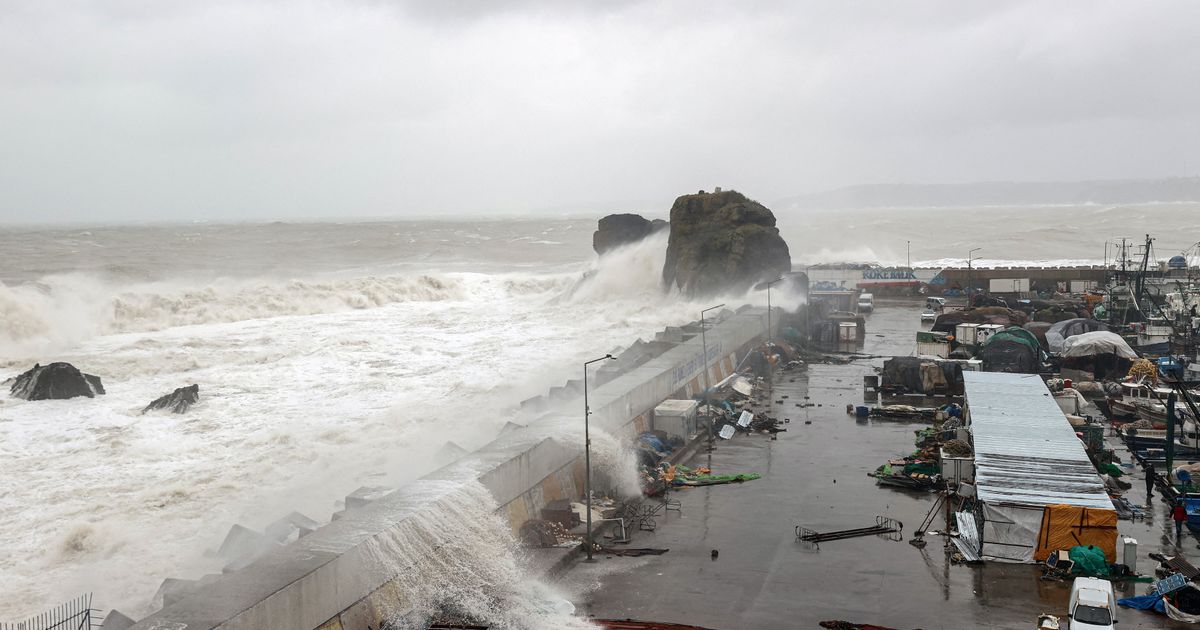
[661,190,791,296]
[592,213,668,255]
[9,362,105,400]
[142,384,200,414]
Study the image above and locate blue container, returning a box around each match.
[855,406,870,418]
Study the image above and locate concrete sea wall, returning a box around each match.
[127,308,772,630]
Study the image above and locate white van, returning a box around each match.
[857,292,874,313]
[925,297,946,310]
[1069,577,1117,629]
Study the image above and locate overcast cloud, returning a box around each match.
[2,0,1199,223]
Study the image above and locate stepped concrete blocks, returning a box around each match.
[498,421,526,437]
[655,326,685,343]
[265,512,321,544]
[100,610,137,630]
[519,396,548,413]
[217,525,280,562]
[344,486,392,511]
[434,441,469,466]
[153,578,200,609]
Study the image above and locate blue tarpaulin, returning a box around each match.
[1118,593,1165,612]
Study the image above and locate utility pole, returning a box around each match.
[582,353,615,562]
[701,303,725,463]
[967,248,981,307]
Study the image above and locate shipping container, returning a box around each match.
[838,321,858,341]
[988,278,1030,293]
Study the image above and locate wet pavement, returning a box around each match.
[570,299,1197,629]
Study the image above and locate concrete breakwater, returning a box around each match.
[126,307,772,630]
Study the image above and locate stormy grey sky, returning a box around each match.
[2,0,1199,223]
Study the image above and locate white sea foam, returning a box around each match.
[0,272,576,358]
[364,480,594,629]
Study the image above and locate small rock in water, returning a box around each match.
[9,362,105,400]
[142,384,200,414]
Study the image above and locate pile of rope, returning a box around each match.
[943,439,973,457]
[1128,359,1159,386]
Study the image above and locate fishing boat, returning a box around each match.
[1106,383,1164,424]
[1127,320,1173,355]
[1135,391,1197,425]
[1119,420,1200,453]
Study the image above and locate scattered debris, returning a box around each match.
[600,547,669,557]
[596,620,718,630]
[819,620,917,630]
[519,519,580,548]
[796,516,903,546]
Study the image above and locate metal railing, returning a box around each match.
[0,594,95,630]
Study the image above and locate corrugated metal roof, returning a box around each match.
[964,371,1113,510]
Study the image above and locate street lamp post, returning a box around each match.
[765,276,783,344]
[583,353,616,562]
[700,303,725,457]
[967,247,981,306]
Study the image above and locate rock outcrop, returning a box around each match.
[9,362,105,400]
[593,213,668,255]
[661,190,791,296]
[142,384,200,414]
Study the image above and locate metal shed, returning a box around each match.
[959,371,1115,563]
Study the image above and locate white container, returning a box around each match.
[653,399,700,439]
[975,324,1004,345]
[988,278,1030,293]
[941,451,976,485]
[955,323,980,345]
[1054,390,1081,415]
[838,322,858,341]
[1122,536,1137,572]
[917,341,950,358]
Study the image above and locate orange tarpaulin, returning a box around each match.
[1033,504,1118,562]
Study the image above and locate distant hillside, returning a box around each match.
[779,177,1200,210]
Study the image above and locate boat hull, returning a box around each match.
[1107,398,1140,421]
